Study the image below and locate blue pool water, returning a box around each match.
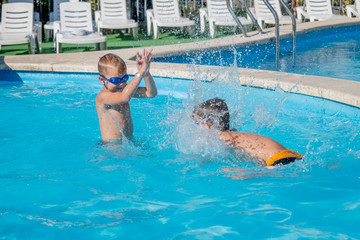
[0,71,359,239]
[155,25,360,81]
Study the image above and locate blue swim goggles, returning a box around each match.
[100,74,129,88]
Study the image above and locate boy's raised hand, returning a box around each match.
[136,49,153,76]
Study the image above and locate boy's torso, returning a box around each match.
[96,97,133,142]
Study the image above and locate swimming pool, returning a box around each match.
[1,71,359,238]
[155,25,360,81]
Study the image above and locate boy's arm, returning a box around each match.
[133,72,157,98]
[132,48,157,98]
[97,74,143,105]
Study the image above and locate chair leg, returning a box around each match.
[346,10,352,18]
[200,11,206,33]
[54,35,57,50]
[30,37,35,54]
[132,27,138,40]
[45,29,53,41]
[154,23,159,39]
[147,14,152,35]
[147,22,152,35]
[188,26,193,37]
[209,21,216,38]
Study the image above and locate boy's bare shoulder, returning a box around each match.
[95,92,103,104]
[96,90,109,105]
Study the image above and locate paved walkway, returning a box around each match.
[1,18,360,108]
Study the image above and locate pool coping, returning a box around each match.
[1,18,360,108]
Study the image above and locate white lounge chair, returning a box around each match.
[297,0,347,22]
[200,0,253,38]
[7,0,42,51]
[95,0,138,39]
[251,0,301,29]
[44,0,73,41]
[346,0,360,18]
[0,3,40,54]
[146,0,195,39]
[54,1,107,54]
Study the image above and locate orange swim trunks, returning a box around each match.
[266,150,302,166]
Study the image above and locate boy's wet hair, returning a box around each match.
[98,53,126,75]
[193,97,230,131]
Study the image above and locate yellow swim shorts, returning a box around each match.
[266,150,302,166]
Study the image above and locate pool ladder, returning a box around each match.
[225,0,263,37]
[225,0,297,69]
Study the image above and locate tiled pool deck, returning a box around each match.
[1,18,360,108]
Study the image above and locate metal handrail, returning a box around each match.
[225,0,248,37]
[262,0,279,69]
[278,0,296,56]
[243,0,264,34]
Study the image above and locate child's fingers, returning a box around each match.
[146,49,153,58]
[146,50,152,61]
[145,49,150,59]
[142,49,145,58]
[136,52,140,61]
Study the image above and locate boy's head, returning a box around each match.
[98,54,128,90]
[98,53,126,76]
[193,98,230,131]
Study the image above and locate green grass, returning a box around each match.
[0,31,215,56]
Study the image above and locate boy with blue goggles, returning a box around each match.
[95,50,157,142]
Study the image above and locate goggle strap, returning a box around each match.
[103,80,108,89]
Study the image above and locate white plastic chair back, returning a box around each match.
[53,0,71,21]
[208,0,233,19]
[254,0,282,18]
[1,3,34,33]
[59,2,93,32]
[100,0,128,21]
[7,0,41,23]
[305,0,333,16]
[152,0,181,19]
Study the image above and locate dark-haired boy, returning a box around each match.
[193,98,302,167]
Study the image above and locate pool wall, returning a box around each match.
[1,18,360,107]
